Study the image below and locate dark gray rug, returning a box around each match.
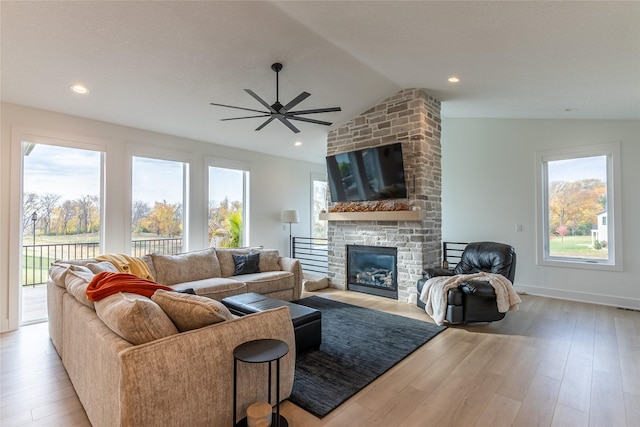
[288,296,446,418]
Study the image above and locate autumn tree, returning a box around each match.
[548,179,605,236]
[76,195,99,233]
[142,200,182,237]
[55,200,78,235]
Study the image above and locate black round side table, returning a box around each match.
[233,339,289,427]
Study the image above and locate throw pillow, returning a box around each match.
[151,289,233,332]
[49,263,93,288]
[65,269,96,309]
[151,248,221,285]
[233,253,260,275]
[86,261,119,274]
[258,249,280,272]
[95,292,179,345]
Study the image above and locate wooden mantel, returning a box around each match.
[319,210,426,221]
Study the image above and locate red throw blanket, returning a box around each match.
[86,272,173,301]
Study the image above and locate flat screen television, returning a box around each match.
[326,142,408,202]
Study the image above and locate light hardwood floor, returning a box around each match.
[2,289,639,426]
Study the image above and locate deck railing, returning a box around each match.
[292,237,328,276]
[22,238,182,287]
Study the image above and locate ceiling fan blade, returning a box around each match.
[287,107,342,115]
[220,114,271,121]
[209,102,269,115]
[245,89,278,113]
[281,92,310,113]
[288,116,333,126]
[277,117,300,134]
[255,117,276,131]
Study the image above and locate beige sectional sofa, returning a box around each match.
[47,247,301,427]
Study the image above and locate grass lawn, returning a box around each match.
[549,235,607,259]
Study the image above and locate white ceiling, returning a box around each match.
[2,1,639,163]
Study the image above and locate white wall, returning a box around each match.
[441,118,640,309]
[0,103,325,332]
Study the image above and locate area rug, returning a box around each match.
[288,296,447,418]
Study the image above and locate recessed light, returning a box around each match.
[70,84,89,94]
[294,141,302,147]
[564,108,578,112]
[447,76,460,83]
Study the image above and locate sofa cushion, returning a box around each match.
[151,289,233,332]
[170,277,247,301]
[86,261,119,274]
[65,269,96,309]
[258,249,281,272]
[233,253,260,275]
[95,292,178,345]
[152,248,221,285]
[215,249,249,278]
[242,271,295,295]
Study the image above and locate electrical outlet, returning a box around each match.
[515,224,523,232]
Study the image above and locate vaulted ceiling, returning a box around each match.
[2,1,639,163]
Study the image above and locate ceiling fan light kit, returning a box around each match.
[210,62,341,134]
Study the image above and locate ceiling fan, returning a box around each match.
[210,62,341,134]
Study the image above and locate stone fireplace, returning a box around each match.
[324,89,442,304]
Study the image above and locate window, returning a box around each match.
[536,143,621,270]
[312,174,328,238]
[208,162,250,248]
[131,156,187,255]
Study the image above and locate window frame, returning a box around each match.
[128,146,191,253]
[535,142,622,271]
[311,172,328,239]
[205,157,251,248]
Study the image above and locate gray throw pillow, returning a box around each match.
[232,253,260,275]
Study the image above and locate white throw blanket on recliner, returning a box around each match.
[419,272,521,325]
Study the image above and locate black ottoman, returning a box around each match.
[222,293,322,354]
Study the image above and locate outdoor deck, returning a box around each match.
[21,285,47,325]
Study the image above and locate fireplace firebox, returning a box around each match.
[346,245,398,299]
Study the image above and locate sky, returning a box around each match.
[547,155,606,183]
[23,143,243,207]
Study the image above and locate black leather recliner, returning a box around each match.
[416,241,516,324]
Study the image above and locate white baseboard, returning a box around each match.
[516,284,640,311]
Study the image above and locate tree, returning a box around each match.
[555,225,568,242]
[39,193,61,235]
[142,200,182,237]
[222,210,243,248]
[548,179,605,236]
[55,200,77,234]
[22,192,39,232]
[132,200,151,232]
[76,195,99,233]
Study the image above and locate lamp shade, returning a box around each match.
[281,209,299,224]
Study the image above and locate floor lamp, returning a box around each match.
[281,209,299,257]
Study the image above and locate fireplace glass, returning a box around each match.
[346,245,398,299]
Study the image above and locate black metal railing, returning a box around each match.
[292,237,328,275]
[442,241,467,270]
[22,238,182,287]
[131,238,183,257]
[22,242,100,287]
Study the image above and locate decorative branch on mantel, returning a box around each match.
[319,210,426,221]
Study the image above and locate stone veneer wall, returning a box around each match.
[326,88,442,303]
